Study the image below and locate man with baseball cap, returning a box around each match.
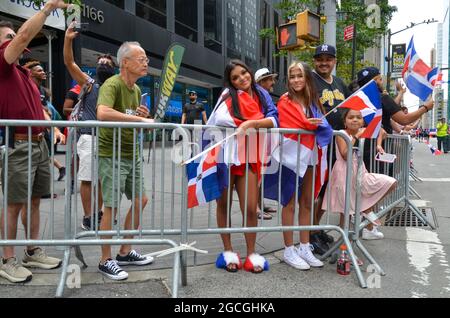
[311,44,351,255]
[181,91,208,125]
[0,0,69,284]
[255,68,278,93]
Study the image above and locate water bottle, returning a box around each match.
[337,244,351,276]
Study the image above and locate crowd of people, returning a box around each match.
[0,0,436,283]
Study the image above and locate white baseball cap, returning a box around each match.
[255,68,278,83]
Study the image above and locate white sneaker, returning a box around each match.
[297,244,324,268]
[283,246,310,271]
[362,227,384,240]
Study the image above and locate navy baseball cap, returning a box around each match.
[313,44,336,58]
[357,67,381,87]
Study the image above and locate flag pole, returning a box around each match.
[181,132,239,166]
[321,79,376,120]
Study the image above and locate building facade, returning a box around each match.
[1,0,288,121]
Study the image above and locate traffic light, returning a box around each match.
[296,10,321,42]
[277,21,304,50]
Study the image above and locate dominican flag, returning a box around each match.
[264,94,333,207]
[187,88,270,208]
[428,144,442,156]
[403,37,439,101]
[186,144,228,209]
[338,80,382,139]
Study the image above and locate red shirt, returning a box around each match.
[0,45,45,134]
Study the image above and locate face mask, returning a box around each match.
[96,64,115,84]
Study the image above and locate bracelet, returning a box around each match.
[41,8,51,17]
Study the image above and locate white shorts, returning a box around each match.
[77,134,96,182]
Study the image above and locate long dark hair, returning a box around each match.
[287,61,325,115]
[221,59,268,120]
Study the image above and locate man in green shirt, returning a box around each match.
[97,41,154,281]
[437,118,449,154]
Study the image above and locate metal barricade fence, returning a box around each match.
[344,134,434,278]
[0,120,191,298]
[0,120,387,296]
[180,125,368,288]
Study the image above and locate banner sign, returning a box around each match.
[154,44,186,120]
[0,1,65,31]
[392,44,406,79]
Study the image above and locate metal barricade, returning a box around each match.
[342,135,434,278]
[179,125,368,288]
[0,120,189,298]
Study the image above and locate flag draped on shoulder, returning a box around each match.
[403,37,439,101]
[186,88,267,208]
[338,80,382,139]
[264,94,333,207]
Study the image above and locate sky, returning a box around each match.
[389,0,447,109]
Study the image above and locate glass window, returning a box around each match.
[226,0,242,59]
[104,0,124,9]
[136,0,167,28]
[175,0,198,42]
[204,0,222,53]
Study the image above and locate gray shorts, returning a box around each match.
[1,139,51,204]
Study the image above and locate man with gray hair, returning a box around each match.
[96,41,154,280]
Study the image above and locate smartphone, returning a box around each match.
[375,152,397,164]
[74,23,89,33]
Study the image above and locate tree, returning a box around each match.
[31,0,83,10]
[260,0,397,84]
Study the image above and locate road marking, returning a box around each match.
[421,178,450,182]
[406,228,450,298]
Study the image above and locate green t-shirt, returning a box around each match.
[97,74,142,159]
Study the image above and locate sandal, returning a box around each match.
[362,212,382,226]
[216,251,242,273]
[243,253,269,274]
[257,211,273,220]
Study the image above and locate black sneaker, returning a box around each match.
[318,230,335,244]
[98,259,128,281]
[116,250,154,266]
[309,233,330,256]
[57,167,66,182]
[81,216,91,231]
[81,212,103,231]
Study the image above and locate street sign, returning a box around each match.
[392,44,406,79]
[344,25,354,41]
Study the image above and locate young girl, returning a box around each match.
[210,60,279,273]
[265,62,333,271]
[322,109,397,240]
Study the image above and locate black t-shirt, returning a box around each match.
[381,94,402,134]
[313,72,351,130]
[65,90,79,104]
[183,102,205,124]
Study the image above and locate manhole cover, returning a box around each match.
[384,207,438,228]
